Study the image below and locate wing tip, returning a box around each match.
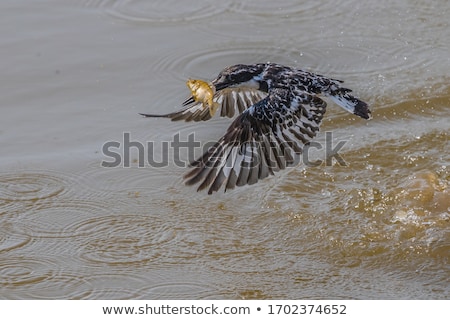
[353,101,372,120]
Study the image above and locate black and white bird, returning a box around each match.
[141,63,371,194]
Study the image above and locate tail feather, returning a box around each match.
[329,89,371,120]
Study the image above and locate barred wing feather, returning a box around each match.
[184,89,327,194]
[140,88,267,122]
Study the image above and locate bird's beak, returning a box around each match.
[212,76,232,91]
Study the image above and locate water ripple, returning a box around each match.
[230,0,331,17]
[152,41,303,82]
[288,35,438,80]
[0,222,31,253]
[80,162,183,196]
[82,273,155,299]
[197,1,362,41]
[10,274,94,299]
[97,0,231,24]
[75,214,178,266]
[0,256,59,287]
[140,281,218,299]
[205,247,295,274]
[0,172,66,202]
[0,200,29,218]
[198,215,296,274]
[19,200,111,239]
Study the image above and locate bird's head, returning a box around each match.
[213,64,265,90]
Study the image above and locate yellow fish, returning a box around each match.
[186,79,220,117]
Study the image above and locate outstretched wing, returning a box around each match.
[140,87,267,122]
[183,88,328,194]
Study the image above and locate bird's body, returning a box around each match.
[140,63,371,194]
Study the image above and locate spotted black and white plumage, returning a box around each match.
[141,63,371,194]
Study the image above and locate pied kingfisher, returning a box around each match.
[141,63,371,194]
